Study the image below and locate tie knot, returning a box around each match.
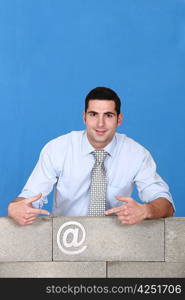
[92,150,108,163]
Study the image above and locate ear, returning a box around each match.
[117,113,123,126]
[83,111,86,124]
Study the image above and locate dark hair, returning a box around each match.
[85,87,121,115]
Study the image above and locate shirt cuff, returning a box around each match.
[146,192,176,212]
[17,191,48,209]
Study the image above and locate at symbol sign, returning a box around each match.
[57,221,87,255]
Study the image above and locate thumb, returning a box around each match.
[115,196,134,203]
[26,193,42,204]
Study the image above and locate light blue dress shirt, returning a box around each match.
[18,130,174,216]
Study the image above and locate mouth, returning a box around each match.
[95,129,107,135]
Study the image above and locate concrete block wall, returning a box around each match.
[0,217,184,278]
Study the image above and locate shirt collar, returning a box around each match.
[81,130,117,157]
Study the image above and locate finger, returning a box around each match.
[29,208,50,216]
[117,215,132,225]
[118,215,129,222]
[25,207,50,216]
[121,220,130,225]
[105,205,124,215]
[24,215,37,221]
[115,196,134,203]
[26,193,42,204]
[105,202,129,215]
[118,216,132,225]
[122,219,137,225]
[117,215,124,221]
[26,221,34,225]
[117,210,129,216]
[26,212,38,218]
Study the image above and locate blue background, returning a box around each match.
[0,0,184,216]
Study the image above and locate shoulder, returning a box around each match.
[115,132,150,158]
[41,130,84,155]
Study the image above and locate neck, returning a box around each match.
[88,139,107,150]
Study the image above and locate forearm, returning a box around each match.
[144,197,174,219]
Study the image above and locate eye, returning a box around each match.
[106,113,113,118]
[89,112,97,117]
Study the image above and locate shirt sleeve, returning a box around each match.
[134,150,175,210]
[18,144,58,208]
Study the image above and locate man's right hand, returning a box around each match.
[8,193,50,226]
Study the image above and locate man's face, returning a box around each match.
[83,100,123,149]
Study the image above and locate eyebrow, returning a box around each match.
[87,111,116,116]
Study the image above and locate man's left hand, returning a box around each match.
[105,196,148,225]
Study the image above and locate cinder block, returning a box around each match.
[107,262,185,278]
[0,217,52,262]
[165,217,185,262]
[53,217,164,261]
[0,262,106,278]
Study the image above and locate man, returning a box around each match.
[8,87,175,226]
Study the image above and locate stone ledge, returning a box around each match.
[0,217,185,264]
[0,217,52,262]
[107,261,185,278]
[53,217,164,262]
[165,218,185,262]
[0,217,185,278]
[0,262,106,278]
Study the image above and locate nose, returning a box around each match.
[97,115,105,127]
